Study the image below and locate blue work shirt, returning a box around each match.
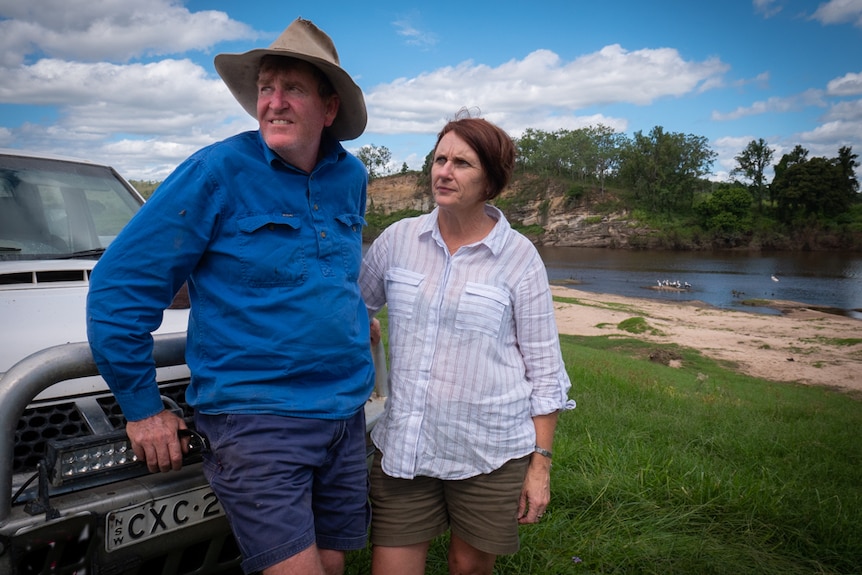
[87,131,374,421]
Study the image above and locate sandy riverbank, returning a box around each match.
[551,286,862,394]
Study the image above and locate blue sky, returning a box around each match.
[0,0,860,182]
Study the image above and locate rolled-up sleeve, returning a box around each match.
[359,230,389,317]
[514,264,574,416]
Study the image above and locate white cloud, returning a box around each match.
[0,56,254,178]
[366,45,728,134]
[0,0,263,178]
[711,70,862,173]
[0,56,246,167]
[392,18,438,49]
[799,119,860,142]
[753,0,783,18]
[712,135,752,180]
[810,0,862,27]
[711,89,827,121]
[712,98,862,176]
[0,0,257,65]
[796,97,862,155]
[0,58,233,111]
[733,71,770,89]
[823,98,862,121]
[827,71,862,95]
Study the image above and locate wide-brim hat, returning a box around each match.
[214,17,367,141]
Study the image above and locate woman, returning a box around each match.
[359,114,573,575]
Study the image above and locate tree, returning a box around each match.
[552,129,587,179]
[356,144,392,180]
[771,145,811,222]
[771,145,859,222]
[588,124,624,194]
[731,138,773,211]
[514,128,551,173]
[696,184,753,234]
[417,148,434,192]
[836,146,860,203]
[513,125,625,194]
[677,133,716,208]
[617,126,716,213]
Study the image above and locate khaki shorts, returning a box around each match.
[369,451,530,555]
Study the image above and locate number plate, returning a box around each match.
[105,485,223,551]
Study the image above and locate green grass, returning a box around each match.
[512,224,546,236]
[801,336,862,347]
[616,316,664,336]
[346,320,862,574]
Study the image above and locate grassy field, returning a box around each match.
[346,324,862,574]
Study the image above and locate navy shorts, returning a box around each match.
[195,410,370,574]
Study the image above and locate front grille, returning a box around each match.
[14,402,86,472]
[96,382,194,430]
[13,381,192,474]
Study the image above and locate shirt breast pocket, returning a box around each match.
[336,213,366,281]
[238,213,307,287]
[455,282,510,337]
[384,268,424,320]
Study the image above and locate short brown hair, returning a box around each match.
[434,115,515,200]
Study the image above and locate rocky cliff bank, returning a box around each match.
[367,173,657,249]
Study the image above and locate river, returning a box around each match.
[537,247,862,320]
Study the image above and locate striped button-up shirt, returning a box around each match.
[359,205,573,480]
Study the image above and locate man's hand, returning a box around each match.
[126,410,188,473]
[370,317,381,346]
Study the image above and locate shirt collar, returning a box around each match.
[422,204,511,257]
[258,131,346,173]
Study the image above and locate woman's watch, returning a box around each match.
[534,445,553,459]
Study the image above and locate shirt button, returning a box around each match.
[313,204,319,210]
[321,231,327,238]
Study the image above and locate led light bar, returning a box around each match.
[45,432,143,487]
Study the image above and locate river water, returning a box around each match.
[537,247,862,320]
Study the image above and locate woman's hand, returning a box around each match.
[518,454,551,524]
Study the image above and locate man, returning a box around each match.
[87,18,374,575]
